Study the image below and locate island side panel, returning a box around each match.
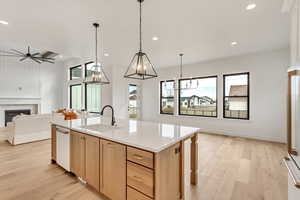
[51,124,56,163]
[155,142,181,200]
[191,133,199,185]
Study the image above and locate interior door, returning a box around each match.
[100,140,126,200]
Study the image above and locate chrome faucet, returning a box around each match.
[100,105,116,126]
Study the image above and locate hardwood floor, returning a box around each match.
[0,133,287,200]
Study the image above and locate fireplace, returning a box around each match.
[5,109,31,126]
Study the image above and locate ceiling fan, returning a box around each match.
[0,46,56,64]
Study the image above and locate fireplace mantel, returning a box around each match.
[0,97,41,127]
[0,97,41,105]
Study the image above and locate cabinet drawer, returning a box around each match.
[127,147,154,169]
[127,161,154,198]
[127,186,152,200]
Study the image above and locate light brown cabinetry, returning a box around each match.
[127,161,154,198]
[85,134,100,192]
[155,143,181,200]
[100,140,126,200]
[51,125,56,162]
[53,128,198,200]
[127,147,154,169]
[127,186,152,200]
[70,131,86,179]
[70,131,100,192]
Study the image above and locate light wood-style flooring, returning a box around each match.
[0,133,287,200]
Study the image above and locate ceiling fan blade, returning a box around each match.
[40,58,55,61]
[20,57,28,61]
[31,57,42,64]
[0,54,20,57]
[31,53,40,57]
[11,49,25,56]
[42,59,55,64]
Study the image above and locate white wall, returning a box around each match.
[0,55,64,113]
[140,49,289,143]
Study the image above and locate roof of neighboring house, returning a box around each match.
[229,85,247,96]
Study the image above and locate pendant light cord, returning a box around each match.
[297,0,299,62]
[180,53,183,78]
[95,24,98,67]
[139,0,142,52]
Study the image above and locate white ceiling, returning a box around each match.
[0,0,289,68]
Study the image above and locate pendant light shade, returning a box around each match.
[84,23,110,85]
[124,0,158,80]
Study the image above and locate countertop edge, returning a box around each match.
[51,122,200,153]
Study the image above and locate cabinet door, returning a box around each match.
[70,131,86,179]
[100,140,126,200]
[51,125,56,162]
[85,135,100,192]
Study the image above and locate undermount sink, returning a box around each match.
[81,124,119,132]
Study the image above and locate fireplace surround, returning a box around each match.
[4,109,31,126]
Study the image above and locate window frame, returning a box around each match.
[223,72,250,120]
[69,65,82,80]
[84,61,94,78]
[69,84,82,109]
[160,80,175,115]
[178,75,218,118]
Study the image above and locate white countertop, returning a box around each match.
[51,117,200,153]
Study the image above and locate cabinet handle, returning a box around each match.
[133,154,143,160]
[283,157,300,189]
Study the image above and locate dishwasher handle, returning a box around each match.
[56,127,69,135]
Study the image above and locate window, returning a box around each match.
[70,65,82,80]
[70,84,82,110]
[179,76,217,117]
[160,81,175,115]
[85,84,101,113]
[85,62,94,78]
[223,72,249,120]
[128,84,138,118]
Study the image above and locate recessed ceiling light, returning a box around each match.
[152,36,159,41]
[231,41,238,46]
[104,53,109,57]
[0,20,8,25]
[246,3,256,10]
[58,55,63,59]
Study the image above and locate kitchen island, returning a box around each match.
[51,117,200,200]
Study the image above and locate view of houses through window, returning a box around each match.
[160,81,175,114]
[179,76,217,117]
[128,84,138,118]
[223,73,249,119]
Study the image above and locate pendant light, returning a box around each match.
[84,23,110,85]
[163,53,198,90]
[124,0,158,80]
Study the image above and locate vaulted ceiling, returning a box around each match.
[0,0,289,67]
